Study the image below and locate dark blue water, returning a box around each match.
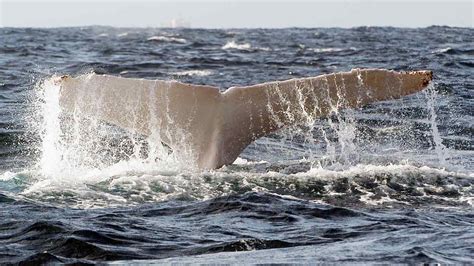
[0,26,473,264]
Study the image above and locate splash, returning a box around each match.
[32,75,192,180]
[39,78,63,177]
[1,75,466,208]
[424,83,449,167]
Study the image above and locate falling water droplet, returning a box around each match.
[424,82,449,167]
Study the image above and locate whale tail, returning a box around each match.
[58,69,432,169]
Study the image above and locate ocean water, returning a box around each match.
[0,26,473,264]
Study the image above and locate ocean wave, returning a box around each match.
[432,47,474,55]
[147,36,187,44]
[222,40,270,51]
[5,190,472,264]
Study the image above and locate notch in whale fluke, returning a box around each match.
[57,69,432,169]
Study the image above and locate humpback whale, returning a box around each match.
[57,69,432,169]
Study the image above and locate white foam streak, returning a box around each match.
[432,47,451,54]
[147,36,187,44]
[172,70,213,77]
[309,47,357,53]
[296,163,470,180]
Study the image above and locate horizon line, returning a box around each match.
[1,24,472,29]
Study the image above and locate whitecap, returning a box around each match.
[222,40,252,50]
[222,40,270,51]
[147,36,187,44]
[432,47,452,54]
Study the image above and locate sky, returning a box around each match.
[0,0,472,28]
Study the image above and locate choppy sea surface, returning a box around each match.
[0,26,473,264]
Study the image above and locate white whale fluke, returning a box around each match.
[58,69,432,169]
